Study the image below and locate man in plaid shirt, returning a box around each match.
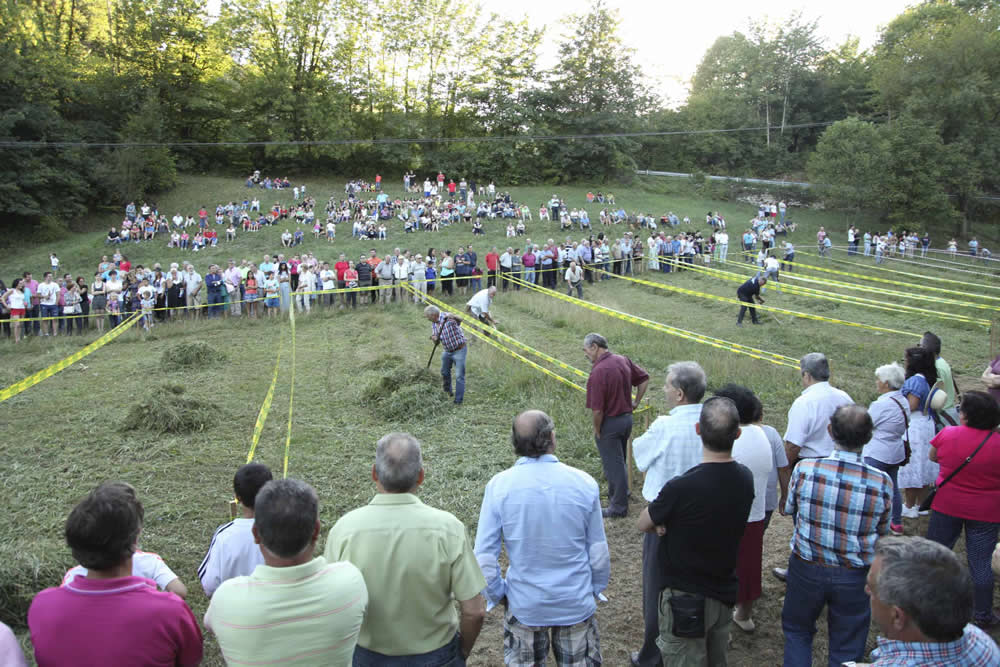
[424,305,467,405]
[866,536,1000,666]
[781,404,892,667]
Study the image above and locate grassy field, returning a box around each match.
[2,174,998,665]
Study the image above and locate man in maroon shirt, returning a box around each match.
[584,332,650,518]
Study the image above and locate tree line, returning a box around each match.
[1,0,997,236]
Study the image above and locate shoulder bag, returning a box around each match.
[919,430,993,512]
[888,395,911,465]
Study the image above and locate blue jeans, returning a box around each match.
[781,555,870,667]
[353,633,465,667]
[926,512,999,622]
[523,266,535,284]
[441,344,467,404]
[864,457,901,525]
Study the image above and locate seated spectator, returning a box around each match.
[62,548,187,599]
[325,433,486,665]
[0,622,27,667]
[205,479,367,666]
[474,410,609,667]
[198,463,272,597]
[28,482,202,665]
[866,536,1000,665]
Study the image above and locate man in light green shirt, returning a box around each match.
[325,433,486,665]
[922,332,959,423]
[206,479,368,666]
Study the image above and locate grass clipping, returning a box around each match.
[363,355,448,421]
[121,383,216,434]
[160,341,227,372]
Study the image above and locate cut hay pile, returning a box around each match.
[120,383,217,434]
[159,341,226,372]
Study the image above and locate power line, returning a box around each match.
[0,121,839,150]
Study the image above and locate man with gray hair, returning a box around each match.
[584,333,650,518]
[629,361,707,667]
[475,410,609,666]
[325,433,486,665]
[206,479,368,666]
[781,405,892,666]
[866,536,1000,665]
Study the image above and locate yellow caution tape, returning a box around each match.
[283,302,296,478]
[0,313,143,402]
[657,255,990,327]
[415,287,591,381]
[592,265,918,337]
[506,275,800,368]
[245,333,284,465]
[793,249,1000,294]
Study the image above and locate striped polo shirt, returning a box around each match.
[205,556,368,666]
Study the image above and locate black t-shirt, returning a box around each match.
[647,461,754,605]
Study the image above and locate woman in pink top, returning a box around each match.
[927,391,1000,628]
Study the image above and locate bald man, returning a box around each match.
[475,410,610,664]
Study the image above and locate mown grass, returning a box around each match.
[1,175,997,665]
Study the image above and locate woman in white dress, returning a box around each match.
[897,346,940,517]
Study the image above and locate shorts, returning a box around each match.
[10,308,25,317]
[265,297,280,308]
[41,304,60,318]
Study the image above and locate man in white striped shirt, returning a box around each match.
[629,361,707,667]
[198,463,272,597]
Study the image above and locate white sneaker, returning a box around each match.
[902,505,919,519]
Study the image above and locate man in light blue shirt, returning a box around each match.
[629,361,706,667]
[475,410,609,665]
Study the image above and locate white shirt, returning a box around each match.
[184,271,202,291]
[38,281,60,306]
[631,404,703,501]
[732,424,774,522]
[392,258,410,280]
[765,257,780,271]
[784,381,854,458]
[565,266,583,283]
[466,289,492,316]
[198,517,265,598]
[865,390,909,465]
[320,269,335,290]
[760,424,789,512]
[62,550,178,590]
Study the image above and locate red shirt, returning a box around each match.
[375,174,382,183]
[585,352,649,418]
[486,253,499,270]
[448,182,457,193]
[119,260,132,273]
[334,261,350,281]
[198,209,207,219]
[931,426,1000,522]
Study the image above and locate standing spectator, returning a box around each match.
[424,305,467,405]
[584,333,650,518]
[485,246,499,288]
[37,272,60,336]
[781,405,892,667]
[28,482,203,666]
[898,346,940,517]
[198,463,272,598]
[783,353,854,468]
[475,410,609,667]
[865,363,909,536]
[637,397,754,665]
[206,479,368,666]
[183,263,203,318]
[866,536,1000,664]
[629,362,706,667]
[921,331,959,425]
[713,385,773,634]
[926,391,1000,628]
[325,433,486,665]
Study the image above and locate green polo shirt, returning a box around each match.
[324,493,486,656]
[205,556,367,666]
[936,357,957,412]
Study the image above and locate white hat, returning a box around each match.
[929,387,948,412]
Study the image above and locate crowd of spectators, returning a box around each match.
[8,332,999,666]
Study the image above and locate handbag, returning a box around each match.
[919,431,993,512]
[888,395,910,465]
